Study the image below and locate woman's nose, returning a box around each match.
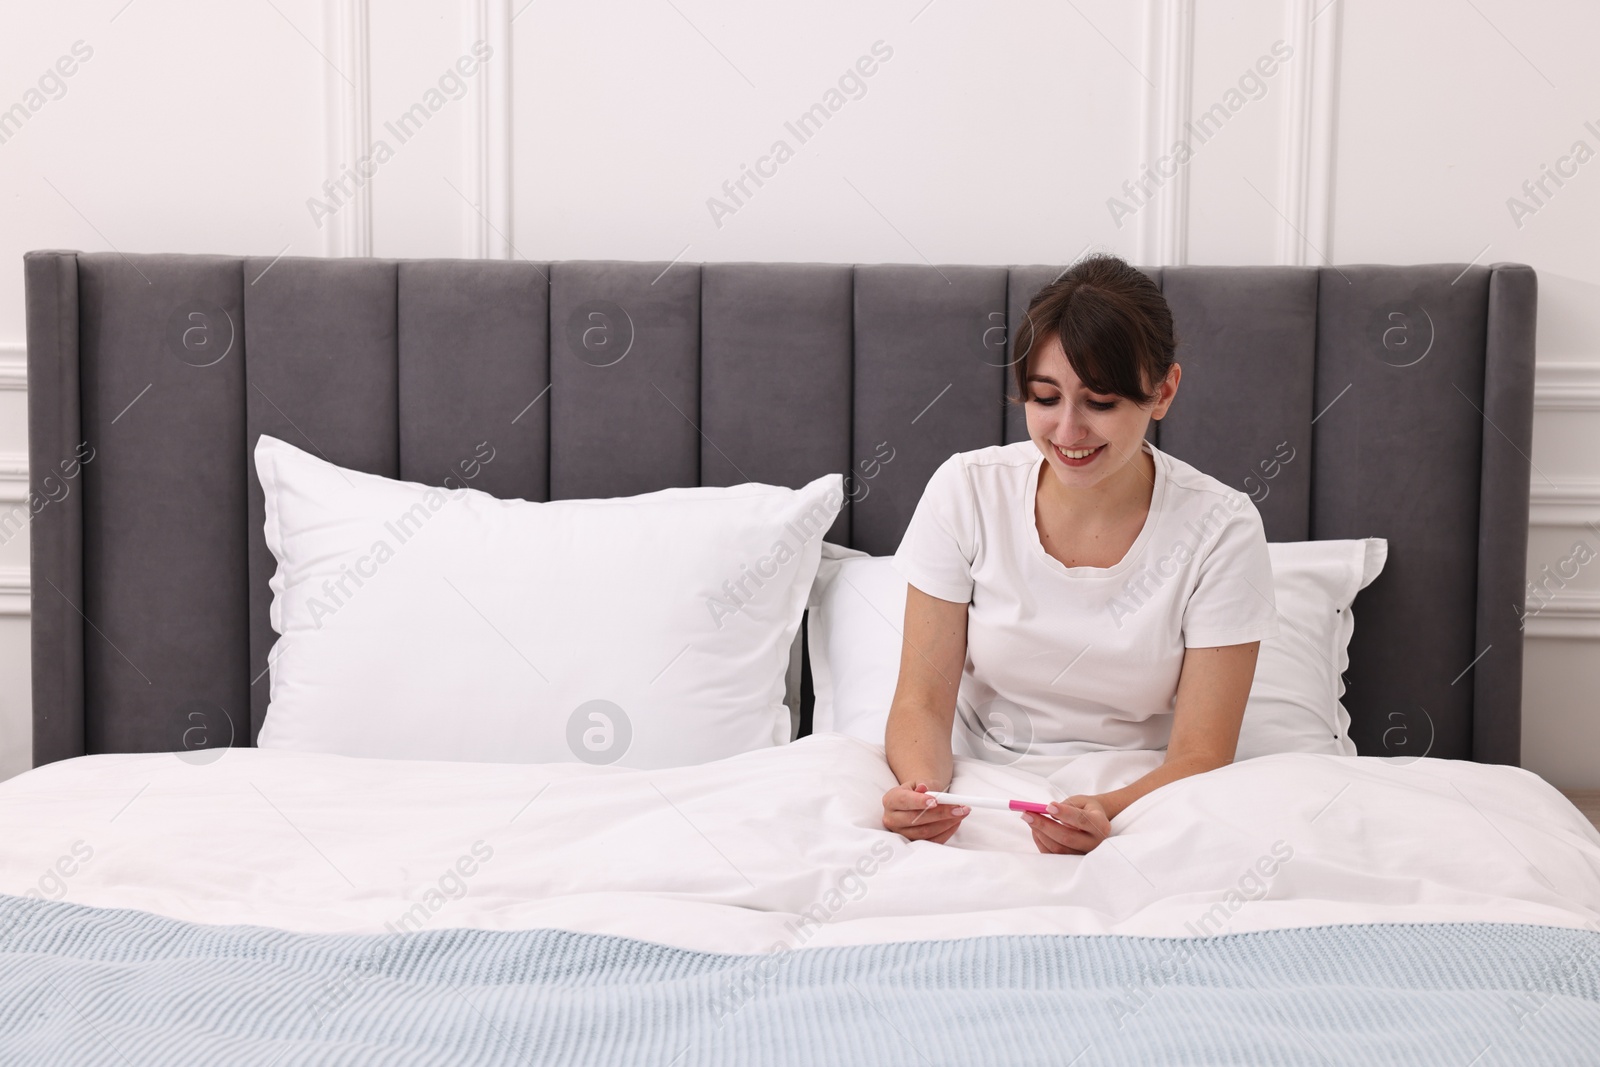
[1052,403,1091,442]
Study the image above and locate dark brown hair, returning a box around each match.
[1009,253,1176,409]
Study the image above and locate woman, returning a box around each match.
[881,254,1279,855]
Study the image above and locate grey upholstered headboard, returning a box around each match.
[23,252,1537,767]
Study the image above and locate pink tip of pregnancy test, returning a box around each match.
[1009,800,1050,814]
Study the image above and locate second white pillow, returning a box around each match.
[257,435,844,768]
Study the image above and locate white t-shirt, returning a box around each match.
[891,438,1280,768]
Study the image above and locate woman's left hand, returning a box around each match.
[1023,795,1111,854]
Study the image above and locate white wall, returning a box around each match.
[1,0,1596,785]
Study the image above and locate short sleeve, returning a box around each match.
[1182,493,1282,648]
[891,453,977,604]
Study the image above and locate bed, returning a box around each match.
[7,251,1598,1065]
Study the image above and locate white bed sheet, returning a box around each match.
[1,734,1597,954]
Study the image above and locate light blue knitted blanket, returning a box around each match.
[1,895,1597,1065]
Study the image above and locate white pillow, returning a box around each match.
[805,538,1386,759]
[256,435,843,768]
[806,543,901,744]
[1236,538,1387,760]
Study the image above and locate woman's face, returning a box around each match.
[1022,332,1178,491]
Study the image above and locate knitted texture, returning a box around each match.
[1,895,1597,1065]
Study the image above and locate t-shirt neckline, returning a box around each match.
[1024,438,1167,580]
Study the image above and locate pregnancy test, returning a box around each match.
[926,791,1050,814]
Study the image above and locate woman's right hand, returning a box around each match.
[881,783,970,844]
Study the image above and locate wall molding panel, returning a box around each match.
[1530,481,1600,527]
[0,567,26,617]
[1534,361,1600,412]
[0,343,22,395]
[0,454,24,506]
[1138,0,1194,267]
[467,0,514,259]
[1522,362,1600,638]
[1522,590,1600,640]
[1276,0,1343,267]
[0,343,24,391]
[323,0,373,257]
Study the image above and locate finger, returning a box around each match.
[1069,800,1112,839]
[1023,812,1079,848]
[906,803,969,829]
[890,810,963,832]
[904,809,967,835]
[1034,826,1087,856]
[1046,802,1088,831]
[902,826,957,842]
[884,788,934,812]
[1059,798,1113,838]
[1024,812,1099,852]
[889,812,965,837]
[1029,823,1076,855]
[1082,812,1111,840]
[886,789,955,815]
[1047,803,1110,841]
[1046,819,1102,851]
[900,820,962,843]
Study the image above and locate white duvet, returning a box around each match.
[1,734,1597,954]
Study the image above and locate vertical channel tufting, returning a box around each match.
[1160,266,1318,542]
[23,251,85,765]
[852,265,1009,556]
[243,257,399,742]
[700,263,852,542]
[1473,263,1537,765]
[1004,265,1058,447]
[547,262,700,500]
[1312,265,1490,759]
[74,253,250,755]
[397,260,551,502]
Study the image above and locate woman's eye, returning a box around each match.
[1030,394,1115,411]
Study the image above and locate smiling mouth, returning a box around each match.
[1053,442,1105,465]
